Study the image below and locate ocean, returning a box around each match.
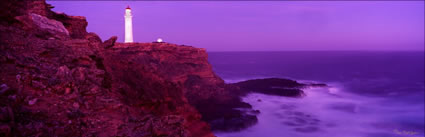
[208,51,424,137]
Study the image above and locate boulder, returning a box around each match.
[52,12,88,39]
[29,13,69,36]
[102,36,117,49]
[0,84,9,94]
[85,32,102,47]
[234,78,306,97]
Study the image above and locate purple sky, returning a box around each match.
[48,1,424,51]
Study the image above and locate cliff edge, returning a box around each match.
[108,42,258,131]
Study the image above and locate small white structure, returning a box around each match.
[124,6,133,43]
[157,38,163,43]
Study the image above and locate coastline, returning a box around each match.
[215,79,424,137]
[1,1,423,137]
[0,0,311,135]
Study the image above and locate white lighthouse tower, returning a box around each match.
[124,6,133,43]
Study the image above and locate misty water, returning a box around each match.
[208,51,424,137]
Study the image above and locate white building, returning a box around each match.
[124,6,133,43]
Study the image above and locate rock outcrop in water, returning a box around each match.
[233,78,327,97]
[234,78,306,97]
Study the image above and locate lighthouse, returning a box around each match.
[124,6,133,43]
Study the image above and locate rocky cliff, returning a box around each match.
[0,0,215,136]
[108,43,258,131]
[0,0,319,136]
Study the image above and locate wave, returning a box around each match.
[215,82,424,137]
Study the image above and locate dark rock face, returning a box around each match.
[234,78,306,97]
[52,13,88,39]
[25,0,52,17]
[233,78,327,97]
[103,36,117,49]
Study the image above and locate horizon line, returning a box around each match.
[206,50,425,52]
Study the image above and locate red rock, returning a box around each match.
[72,102,79,109]
[0,84,8,94]
[25,0,51,17]
[0,124,11,137]
[29,13,69,35]
[102,36,117,49]
[28,98,38,105]
[64,88,71,94]
[52,13,88,39]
